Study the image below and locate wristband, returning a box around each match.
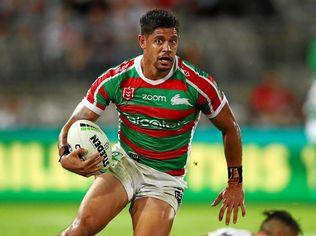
[228,166,243,183]
[58,145,70,162]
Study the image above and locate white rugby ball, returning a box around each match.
[67,119,111,173]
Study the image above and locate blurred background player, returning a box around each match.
[206,210,302,236]
[58,9,245,236]
[302,38,316,191]
[304,38,316,144]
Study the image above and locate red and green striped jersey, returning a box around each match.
[83,55,227,176]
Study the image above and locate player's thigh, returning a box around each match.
[130,197,175,236]
[75,173,129,232]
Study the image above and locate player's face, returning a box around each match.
[139,27,179,71]
[258,220,298,236]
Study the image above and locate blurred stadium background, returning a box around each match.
[1,0,316,235]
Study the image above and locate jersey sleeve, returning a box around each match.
[197,75,227,119]
[82,71,113,115]
[179,58,227,119]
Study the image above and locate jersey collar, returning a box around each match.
[134,54,178,85]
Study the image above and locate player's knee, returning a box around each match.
[63,216,99,236]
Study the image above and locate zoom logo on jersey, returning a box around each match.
[126,116,181,129]
[142,94,167,102]
[89,135,110,167]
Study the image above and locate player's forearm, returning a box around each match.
[221,121,243,184]
[58,116,78,158]
[210,104,243,180]
[58,103,100,156]
[58,117,76,149]
[222,121,242,168]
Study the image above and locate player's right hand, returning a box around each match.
[59,148,103,177]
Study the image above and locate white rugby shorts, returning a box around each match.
[108,144,187,213]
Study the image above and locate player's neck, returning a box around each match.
[141,57,171,80]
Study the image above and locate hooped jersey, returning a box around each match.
[83,55,227,176]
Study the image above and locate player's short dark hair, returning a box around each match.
[261,210,302,235]
[140,9,179,35]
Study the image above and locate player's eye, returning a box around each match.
[170,39,177,45]
[155,39,163,45]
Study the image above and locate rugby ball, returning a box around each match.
[67,120,111,173]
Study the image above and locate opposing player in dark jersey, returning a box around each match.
[58,9,245,236]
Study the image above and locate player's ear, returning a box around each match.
[138,35,146,50]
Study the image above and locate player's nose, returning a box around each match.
[162,42,172,52]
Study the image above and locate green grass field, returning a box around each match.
[0,201,315,235]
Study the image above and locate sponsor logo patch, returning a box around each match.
[142,93,167,102]
[126,115,181,129]
[123,87,135,101]
[171,94,192,106]
[174,189,183,204]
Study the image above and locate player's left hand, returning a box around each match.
[211,182,246,225]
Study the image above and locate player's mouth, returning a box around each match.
[158,56,173,65]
